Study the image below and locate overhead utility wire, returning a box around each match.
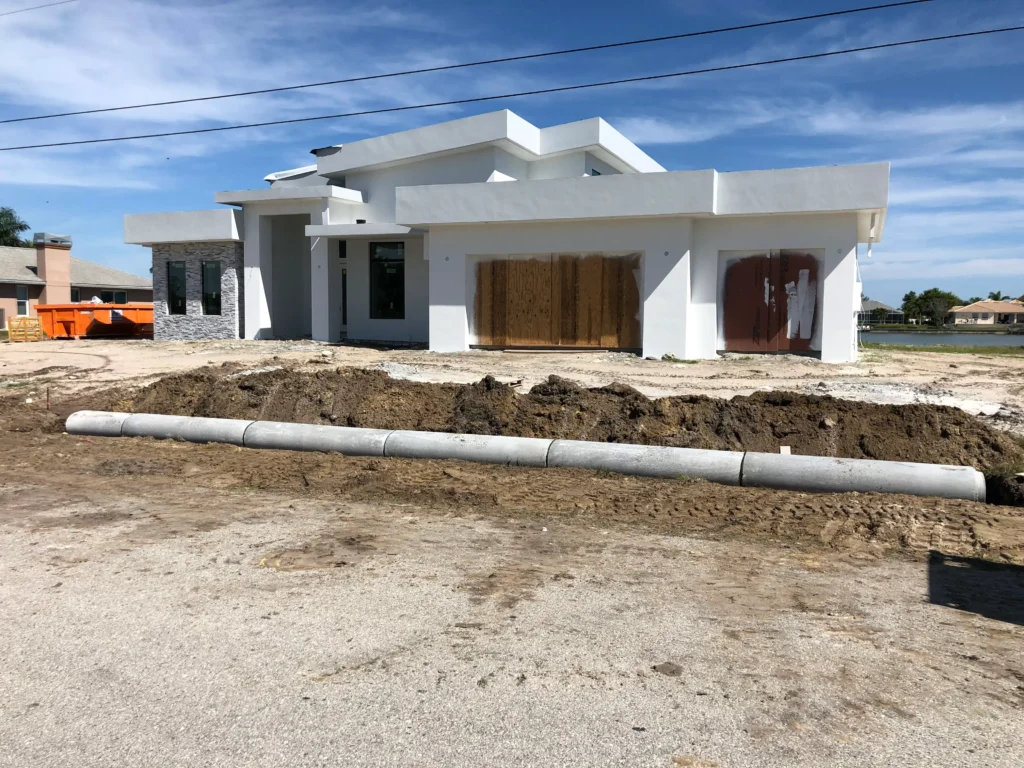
[0,0,932,124]
[2,24,1021,152]
[0,0,77,18]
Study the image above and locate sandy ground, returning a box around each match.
[1,456,1022,767]
[1,339,1022,432]
[1,340,1023,766]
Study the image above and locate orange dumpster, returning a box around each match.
[35,303,154,340]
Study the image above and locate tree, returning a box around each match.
[967,296,984,304]
[901,291,922,323]
[988,290,1008,301]
[0,206,31,247]
[917,287,962,327]
[871,306,888,324]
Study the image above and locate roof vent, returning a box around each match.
[33,232,72,247]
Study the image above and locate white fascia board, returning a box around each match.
[306,223,415,238]
[716,163,890,216]
[264,164,318,182]
[596,119,665,173]
[124,209,243,245]
[317,110,532,176]
[395,170,716,226]
[214,186,365,205]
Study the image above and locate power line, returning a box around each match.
[2,24,1021,153]
[0,0,933,125]
[0,0,77,18]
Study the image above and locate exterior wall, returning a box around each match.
[690,213,860,362]
[269,215,311,338]
[424,219,692,357]
[345,237,428,343]
[527,152,586,180]
[73,286,153,303]
[152,242,243,340]
[0,283,43,327]
[953,313,996,325]
[584,152,620,177]
[345,148,512,223]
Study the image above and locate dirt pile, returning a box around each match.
[67,365,1024,473]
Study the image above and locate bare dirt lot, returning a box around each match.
[1,340,1023,766]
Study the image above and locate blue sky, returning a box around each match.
[1,0,1022,307]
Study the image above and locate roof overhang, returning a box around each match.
[314,110,665,178]
[215,185,364,205]
[125,209,243,246]
[305,223,421,239]
[395,163,889,236]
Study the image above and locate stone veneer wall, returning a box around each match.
[152,242,244,340]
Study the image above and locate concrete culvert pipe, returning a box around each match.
[547,441,743,485]
[65,410,132,438]
[741,452,987,503]
[243,421,391,456]
[120,414,253,447]
[64,412,989,502]
[384,431,552,467]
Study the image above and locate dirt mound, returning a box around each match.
[67,365,1024,473]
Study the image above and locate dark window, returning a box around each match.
[167,261,186,315]
[369,242,404,319]
[16,285,28,316]
[100,290,127,304]
[341,267,348,326]
[202,261,222,315]
[338,240,347,259]
[70,288,80,303]
[590,168,601,176]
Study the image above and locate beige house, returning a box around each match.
[949,300,1024,325]
[0,234,152,329]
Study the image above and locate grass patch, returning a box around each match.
[861,342,1024,356]
[661,354,698,364]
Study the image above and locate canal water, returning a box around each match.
[860,332,1024,347]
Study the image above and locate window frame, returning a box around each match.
[167,260,187,315]
[368,241,405,320]
[16,285,28,316]
[201,260,222,316]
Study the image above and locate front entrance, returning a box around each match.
[473,253,641,350]
[721,250,821,353]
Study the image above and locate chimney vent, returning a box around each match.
[33,233,72,247]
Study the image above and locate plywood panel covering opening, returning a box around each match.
[473,253,641,350]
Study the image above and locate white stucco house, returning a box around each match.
[124,109,888,362]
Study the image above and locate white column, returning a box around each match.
[641,220,692,359]
[242,208,272,339]
[426,232,469,352]
[820,241,859,363]
[310,200,334,342]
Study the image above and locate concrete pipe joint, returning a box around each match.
[243,421,392,457]
[120,414,253,446]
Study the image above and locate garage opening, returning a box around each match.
[719,249,823,354]
[472,253,641,350]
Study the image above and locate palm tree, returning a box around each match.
[0,206,30,247]
[988,290,1008,301]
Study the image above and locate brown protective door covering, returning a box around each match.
[722,251,819,353]
[474,254,641,349]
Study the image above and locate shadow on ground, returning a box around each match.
[928,551,1024,626]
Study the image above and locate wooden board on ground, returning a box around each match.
[7,317,45,343]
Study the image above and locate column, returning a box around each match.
[426,232,469,352]
[310,200,334,342]
[242,209,272,339]
[820,238,859,363]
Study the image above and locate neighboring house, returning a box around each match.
[0,234,152,329]
[949,300,1024,325]
[124,109,889,362]
[858,299,904,325]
